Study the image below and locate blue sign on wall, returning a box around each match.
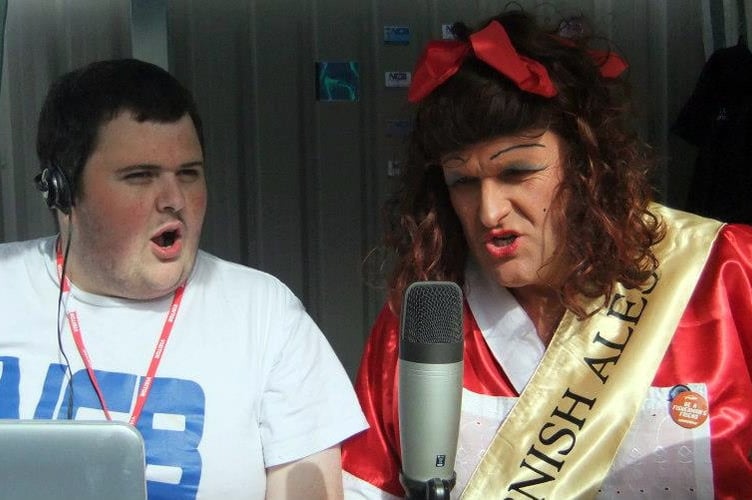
[384,25,410,45]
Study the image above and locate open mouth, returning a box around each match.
[152,229,180,248]
[491,234,517,246]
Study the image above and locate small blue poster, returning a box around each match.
[316,61,360,102]
[384,25,410,45]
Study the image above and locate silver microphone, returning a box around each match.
[399,281,464,499]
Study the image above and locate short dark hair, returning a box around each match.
[36,58,204,200]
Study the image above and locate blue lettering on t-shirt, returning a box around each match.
[33,363,68,418]
[0,357,20,418]
[0,359,205,499]
[139,377,204,499]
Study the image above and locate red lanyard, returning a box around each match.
[56,243,186,425]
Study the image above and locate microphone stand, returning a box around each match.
[401,472,456,500]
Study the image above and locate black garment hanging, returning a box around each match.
[672,41,752,224]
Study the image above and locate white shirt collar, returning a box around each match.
[464,259,545,393]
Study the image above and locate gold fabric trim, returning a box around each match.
[462,205,723,499]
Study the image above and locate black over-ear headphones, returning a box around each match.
[35,165,73,215]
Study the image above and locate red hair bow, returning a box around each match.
[585,49,628,78]
[408,21,556,102]
[408,21,629,103]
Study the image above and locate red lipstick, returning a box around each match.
[484,229,520,259]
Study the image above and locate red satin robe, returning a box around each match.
[342,224,752,499]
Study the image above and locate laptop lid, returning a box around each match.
[0,419,147,500]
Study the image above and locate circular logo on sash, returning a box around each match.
[668,386,709,428]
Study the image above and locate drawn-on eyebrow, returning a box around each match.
[489,143,545,160]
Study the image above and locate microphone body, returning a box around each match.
[399,281,464,499]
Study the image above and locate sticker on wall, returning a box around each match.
[387,160,403,177]
[316,62,360,102]
[441,24,456,40]
[557,15,590,40]
[385,71,411,88]
[384,25,411,45]
[385,119,412,138]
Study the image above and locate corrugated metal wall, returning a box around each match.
[165,0,625,377]
[0,0,716,378]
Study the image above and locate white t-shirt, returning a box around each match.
[0,237,368,499]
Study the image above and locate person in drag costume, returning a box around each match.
[342,9,752,500]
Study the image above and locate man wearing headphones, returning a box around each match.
[0,59,367,499]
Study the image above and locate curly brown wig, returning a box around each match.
[385,10,665,317]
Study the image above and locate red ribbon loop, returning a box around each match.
[588,49,629,78]
[407,41,470,103]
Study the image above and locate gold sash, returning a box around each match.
[462,205,723,499]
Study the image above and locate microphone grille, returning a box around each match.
[401,281,463,344]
